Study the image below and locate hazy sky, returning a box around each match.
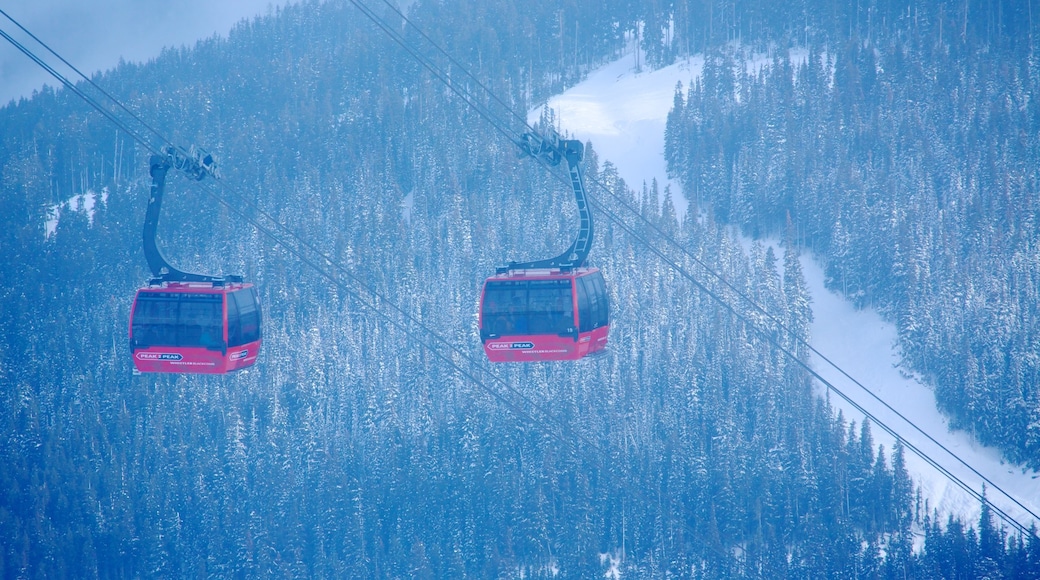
[0,0,292,106]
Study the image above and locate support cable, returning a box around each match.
[0,10,604,461]
[354,0,1040,533]
[584,188,1037,538]
[583,168,1040,531]
[4,1,1035,540]
[342,0,521,148]
[332,2,1040,535]
[0,7,171,147]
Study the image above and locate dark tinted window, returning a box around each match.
[483,281,527,335]
[591,272,609,327]
[577,278,591,332]
[230,288,261,346]
[179,296,224,348]
[131,292,224,348]
[131,294,179,347]
[587,277,602,329]
[527,280,574,334]
[578,272,609,330]
[227,290,242,347]
[482,281,526,315]
[482,279,574,336]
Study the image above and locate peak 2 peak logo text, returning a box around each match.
[136,352,183,361]
[489,341,535,350]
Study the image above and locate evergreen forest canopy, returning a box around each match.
[664,1,1040,468]
[0,0,1038,577]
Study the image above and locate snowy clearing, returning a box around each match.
[45,187,108,238]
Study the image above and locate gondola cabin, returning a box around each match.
[129,281,262,374]
[479,268,609,362]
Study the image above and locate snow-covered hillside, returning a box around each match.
[534,49,1040,532]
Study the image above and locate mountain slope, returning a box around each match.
[1,0,1035,577]
[538,43,1040,536]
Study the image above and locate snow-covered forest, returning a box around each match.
[666,33,1040,470]
[1,0,1038,577]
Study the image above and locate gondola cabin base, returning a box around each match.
[479,268,609,362]
[129,281,262,374]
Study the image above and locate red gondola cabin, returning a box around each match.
[129,281,262,374]
[479,268,609,362]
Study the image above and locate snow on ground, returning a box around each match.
[799,243,1040,530]
[534,49,1040,532]
[45,187,108,238]
[535,54,700,218]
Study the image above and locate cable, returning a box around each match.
[373,0,532,130]
[0,7,707,559]
[332,0,1040,537]
[585,189,1037,537]
[4,0,1035,542]
[196,177,594,452]
[348,0,1040,534]
[583,167,1040,529]
[342,0,521,148]
[0,7,606,462]
[0,7,171,148]
[0,27,159,159]
[195,175,608,457]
